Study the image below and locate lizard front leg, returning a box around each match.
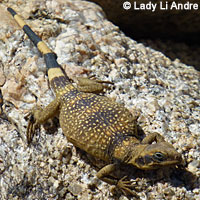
[26,98,60,144]
[97,163,137,196]
[141,132,165,144]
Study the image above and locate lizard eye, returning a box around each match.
[153,152,166,162]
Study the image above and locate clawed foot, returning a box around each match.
[141,132,165,144]
[76,76,114,94]
[116,176,137,197]
[25,106,42,144]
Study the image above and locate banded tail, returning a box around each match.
[7,7,70,93]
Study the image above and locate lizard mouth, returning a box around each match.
[150,156,184,169]
[134,153,183,170]
[153,160,181,167]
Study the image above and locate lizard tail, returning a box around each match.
[7,7,71,93]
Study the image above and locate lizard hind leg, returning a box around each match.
[26,99,60,144]
[76,76,114,94]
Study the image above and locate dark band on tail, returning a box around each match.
[44,53,60,68]
[23,25,41,47]
[7,7,16,16]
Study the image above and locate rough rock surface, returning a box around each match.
[0,0,199,199]
[140,39,200,71]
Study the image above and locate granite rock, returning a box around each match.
[0,0,199,199]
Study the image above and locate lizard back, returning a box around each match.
[59,88,138,162]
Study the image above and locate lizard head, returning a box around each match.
[128,142,183,170]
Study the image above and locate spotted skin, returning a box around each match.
[8,7,183,196]
[59,91,137,161]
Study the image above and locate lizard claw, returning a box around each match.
[26,106,42,144]
[116,176,137,196]
[26,113,36,144]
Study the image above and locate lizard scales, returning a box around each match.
[7,7,183,195]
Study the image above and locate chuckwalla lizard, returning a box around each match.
[7,7,183,195]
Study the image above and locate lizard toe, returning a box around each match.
[26,106,42,144]
[116,176,138,197]
[26,114,36,144]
